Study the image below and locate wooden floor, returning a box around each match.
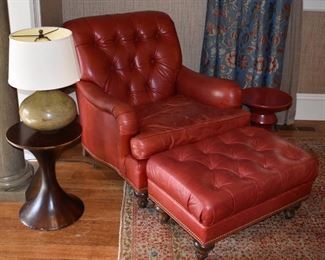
[0,120,324,260]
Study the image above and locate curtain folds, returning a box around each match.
[200,0,299,124]
[277,0,302,124]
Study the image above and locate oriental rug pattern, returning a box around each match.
[118,139,325,259]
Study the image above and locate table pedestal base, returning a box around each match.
[20,149,84,231]
[20,191,84,231]
[251,112,277,130]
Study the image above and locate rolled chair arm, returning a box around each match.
[176,66,242,108]
[76,81,138,136]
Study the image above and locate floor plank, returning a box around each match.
[0,120,324,259]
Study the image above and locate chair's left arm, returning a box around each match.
[176,66,242,108]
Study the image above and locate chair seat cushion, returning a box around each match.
[130,95,250,160]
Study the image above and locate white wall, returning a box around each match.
[7,0,42,107]
[7,0,41,32]
[7,0,42,160]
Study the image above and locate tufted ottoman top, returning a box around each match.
[147,127,318,227]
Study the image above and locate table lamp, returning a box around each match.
[8,27,80,131]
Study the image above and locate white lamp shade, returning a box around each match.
[8,27,80,91]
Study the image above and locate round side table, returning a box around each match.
[6,120,84,231]
[242,87,292,129]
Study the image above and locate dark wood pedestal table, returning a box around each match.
[242,87,292,130]
[6,121,84,231]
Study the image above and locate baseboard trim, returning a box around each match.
[303,0,325,12]
[295,93,325,121]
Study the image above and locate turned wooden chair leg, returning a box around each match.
[82,147,101,168]
[134,191,148,208]
[284,202,302,219]
[92,159,101,169]
[193,240,215,260]
[82,147,88,157]
[155,205,170,224]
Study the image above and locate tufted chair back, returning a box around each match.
[65,11,182,106]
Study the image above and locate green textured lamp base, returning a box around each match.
[19,90,77,131]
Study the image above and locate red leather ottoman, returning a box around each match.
[147,127,318,259]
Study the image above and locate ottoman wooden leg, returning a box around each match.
[155,205,170,224]
[134,191,148,208]
[284,202,301,219]
[194,240,215,260]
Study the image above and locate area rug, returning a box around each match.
[118,139,325,259]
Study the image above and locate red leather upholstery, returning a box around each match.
[131,95,249,160]
[147,127,318,244]
[65,11,181,106]
[76,81,138,171]
[64,11,250,191]
[177,66,242,109]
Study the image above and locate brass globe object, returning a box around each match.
[19,90,77,131]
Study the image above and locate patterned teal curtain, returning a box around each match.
[200,0,293,89]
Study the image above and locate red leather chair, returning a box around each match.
[64,11,250,206]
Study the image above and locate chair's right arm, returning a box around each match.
[76,80,138,172]
[176,66,242,109]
